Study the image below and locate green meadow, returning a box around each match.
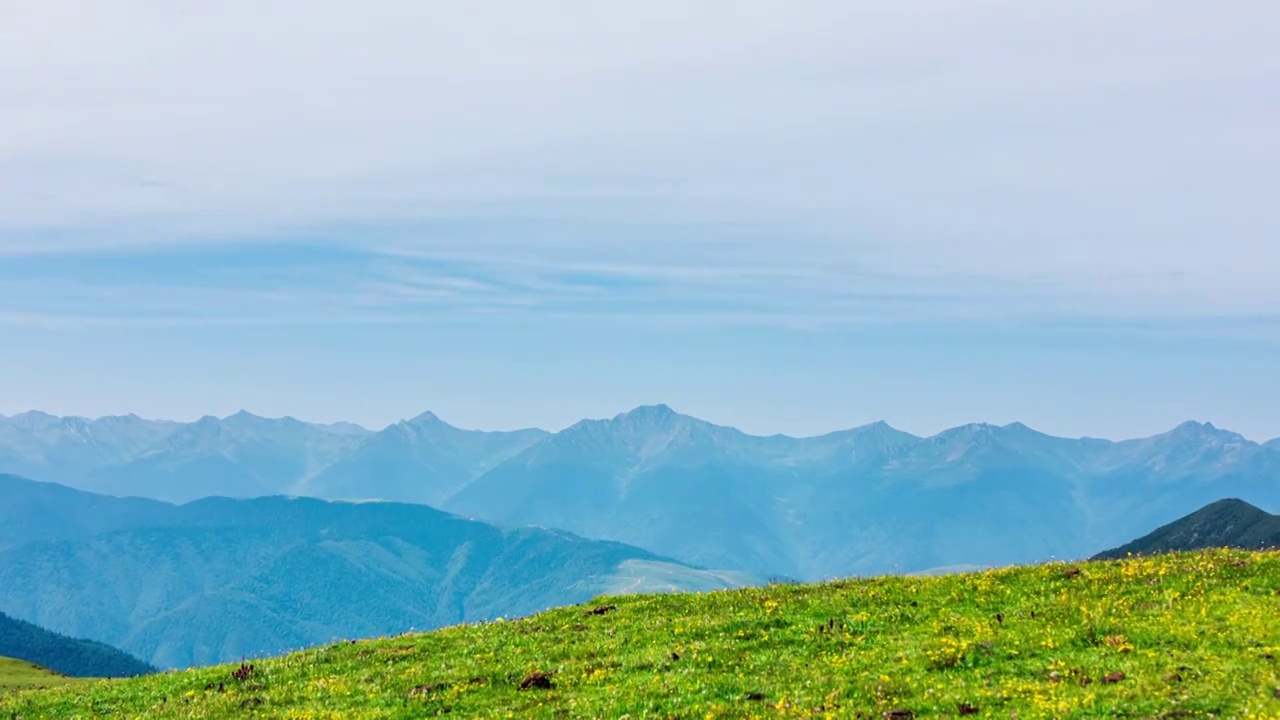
[3,549,1278,719]
[0,658,77,695]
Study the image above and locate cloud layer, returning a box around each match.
[2,0,1278,321]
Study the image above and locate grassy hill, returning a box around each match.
[0,657,76,693]
[3,549,1278,718]
[0,611,153,679]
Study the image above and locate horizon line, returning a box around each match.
[1,404,1272,446]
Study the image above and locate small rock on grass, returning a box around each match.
[519,671,554,690]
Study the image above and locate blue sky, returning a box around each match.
[1,1,1278,440]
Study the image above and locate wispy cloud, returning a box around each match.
[1,1,1278,323]
[3,238,1278,339]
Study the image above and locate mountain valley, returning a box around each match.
[0,474,759,669]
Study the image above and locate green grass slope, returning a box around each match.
[0,657,76,694]
[4,549,1279,719]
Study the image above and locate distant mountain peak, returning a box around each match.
[219,411,262,431]
[540,404,714,460]
[385,412,472,444]
[808,420,919,454]
[1164,420,1246,444]
[3,411,61,429]
[997,421,1067,442]
[617,404,678,421]
[407,411,454,428]
[321,421,372,436]
[87,413,146,425]
[1203,497,1263,512]
[1173,419,1209,433]
[840,419,914,440]
[10,410,58,420]
[936,422,1001,440]
[608,404,704,435]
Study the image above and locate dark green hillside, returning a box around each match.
[0,474,170,551]
[3,550,1277,718]
[0,479,759,670]
[1093,498,1280,560]
[0,612,153,679]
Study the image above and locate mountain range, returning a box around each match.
[1092,498,1280,560]
[446,407,1280,579]
[300,412,548,506]
[0,474,758,669]
[0,410,547,506]
[3,406,1278,580]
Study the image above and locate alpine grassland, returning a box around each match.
[0,658,76,694]
[3,549,1278,719]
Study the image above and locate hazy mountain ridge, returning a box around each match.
[0,412,179,488]
[0,410,550,505]
[300,412,549,506]
[445,407,1280,580]
[3,407,1278,580]
[0,474,758,669]
[0,473,172,552]
[82,413,375,503]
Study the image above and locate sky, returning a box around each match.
[1,1,1278,441]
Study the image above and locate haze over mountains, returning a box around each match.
[0,474,758,669]
[0,410,550,506]
[447,407,1280,579]
[2,405,1278,581]
[0,410,371,504]
[302,413,549,506]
